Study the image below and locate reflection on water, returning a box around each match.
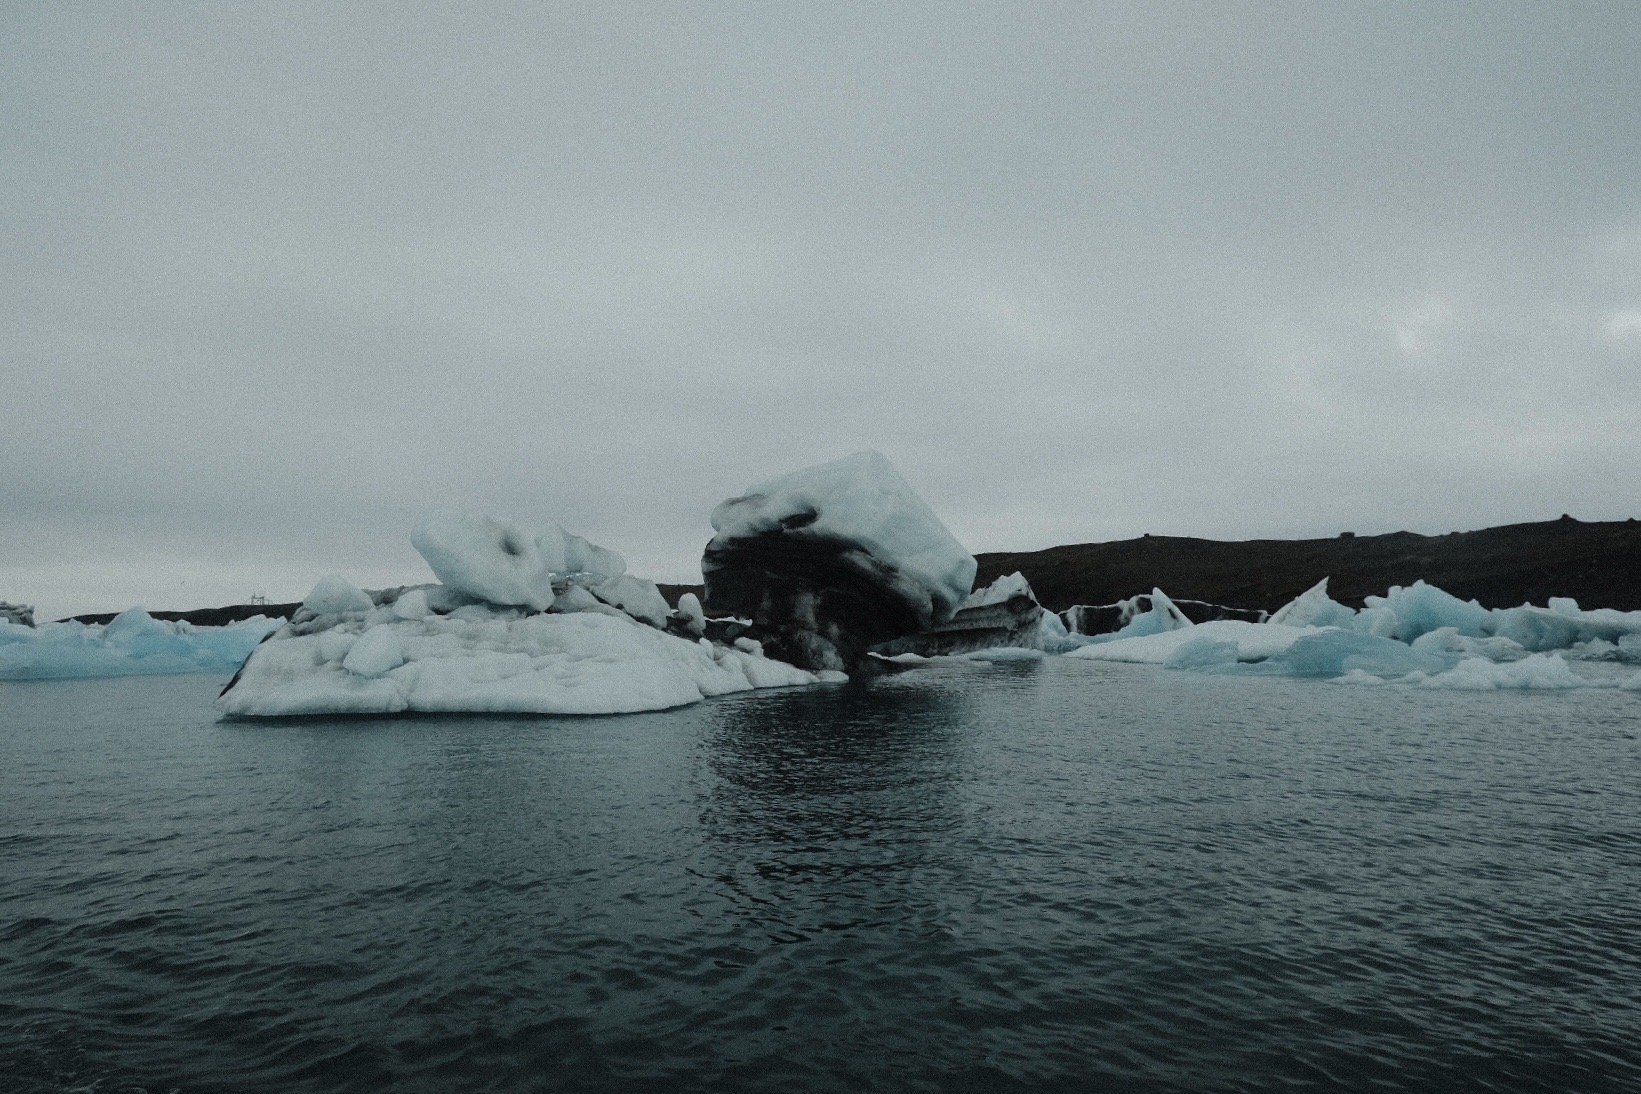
[2,664,1639,1093]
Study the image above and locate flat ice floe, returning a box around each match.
[0,609,280,680]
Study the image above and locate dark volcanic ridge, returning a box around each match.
[58,515,1641,625]
[974,515,1641,614]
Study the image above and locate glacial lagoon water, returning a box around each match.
[2,661,1639,1093]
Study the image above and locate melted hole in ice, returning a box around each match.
[780,508,820,530]
[500,531,523,556]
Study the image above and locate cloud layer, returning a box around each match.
[4,3,1639,619]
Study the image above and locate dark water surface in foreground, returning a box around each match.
[2,662,1639,1093]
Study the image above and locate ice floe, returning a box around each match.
[0,609,280,680]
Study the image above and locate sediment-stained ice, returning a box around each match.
[706,451,977,629]
[703,451,978,669]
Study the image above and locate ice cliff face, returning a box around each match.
[702,451,978,671]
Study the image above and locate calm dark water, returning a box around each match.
[2,661,1639,1093]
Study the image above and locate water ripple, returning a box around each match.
[1,669,1638,1092]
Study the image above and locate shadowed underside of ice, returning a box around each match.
[0,609,280,680]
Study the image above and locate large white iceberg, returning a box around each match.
[217,605,823,717]
[218,516,837,717]
[0,609,280,680]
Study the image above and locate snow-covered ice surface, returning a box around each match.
[218,607,826,717]
[708,451,977,626]
[0,610,280,680]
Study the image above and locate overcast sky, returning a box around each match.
[4,3,1640,620]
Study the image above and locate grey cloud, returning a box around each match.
[3,2,1639,618]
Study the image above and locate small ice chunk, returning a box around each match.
[303,575,374,616]
[393,589,432,620]
[342,626,406,677]
[316,629,355,663]
[592,574,670,628]
[676,592,707,637]
[551,585,602,613]
[1111,589,1193,639]
[962,572,1035,609]
[1366,581,1491,641]
[964,646,1046,662]
[1420,653,1591,690]
[562,530,626,582]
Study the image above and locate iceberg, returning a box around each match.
[702,451,977,670]
[218,516,837,717]
[0,609,280,681]
[217,604,824,717]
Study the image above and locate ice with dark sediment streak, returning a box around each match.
[702,451,978,671]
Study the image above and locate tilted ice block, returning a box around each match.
[873,571,1046,658]
[411,514,558,611]
[1268,578,1358,629]
[962,572,1034,610]
[703,451,976,669]
[592,574,670,628]
[302,574,374,616]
